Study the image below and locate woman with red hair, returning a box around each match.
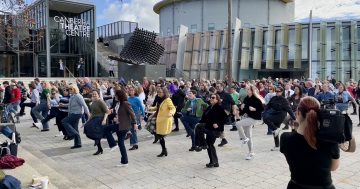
[280,96,340,189]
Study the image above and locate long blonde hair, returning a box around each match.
[249,84,265,104]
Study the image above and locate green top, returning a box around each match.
[90,100,108,117]
[40,89,50,100]
[181,98,208,118]
[230,92,240,105]
[238,88,248,103]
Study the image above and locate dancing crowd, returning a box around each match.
[0,76,357,188]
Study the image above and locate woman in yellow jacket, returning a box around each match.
[150,87,176,157]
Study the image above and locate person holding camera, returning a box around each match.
[280,96,340,189]
[335,83,356,113]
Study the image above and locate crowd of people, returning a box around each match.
[0,76,357,188]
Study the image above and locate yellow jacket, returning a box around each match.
[155,98,176,135]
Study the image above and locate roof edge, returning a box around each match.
[153,0,293,14]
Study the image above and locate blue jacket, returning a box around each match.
[128,96,145,116]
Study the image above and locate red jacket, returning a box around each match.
[10,88,21,103]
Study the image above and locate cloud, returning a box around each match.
[98,0,360,33]
[295,0,360,21]
[98,0,159,32]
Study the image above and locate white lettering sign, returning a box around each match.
[54,16,91,38]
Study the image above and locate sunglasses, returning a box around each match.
[276,90,282,93]
[210,96,216,99]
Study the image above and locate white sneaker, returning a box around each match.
[109,146,118,152]
[245,153,255,160]
[116,163,128,167]
[271,146,280,151]
[55,132,64,137]
[242,137,250,144]
[273,128,281,137]
[33,123,43,130]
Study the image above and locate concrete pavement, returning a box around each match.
[3,110,360,189]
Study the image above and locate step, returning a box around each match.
[1,138,79,188]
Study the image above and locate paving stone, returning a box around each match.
[6,109,360,188]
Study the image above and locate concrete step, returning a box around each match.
[2,139,78,188]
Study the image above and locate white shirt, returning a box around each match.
[284,89,294,98]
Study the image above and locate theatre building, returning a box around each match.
[0,0,96,77]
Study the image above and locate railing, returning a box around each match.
[64,66,76,79]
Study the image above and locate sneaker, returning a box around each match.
[351,112,357,115]
[116,163,128,167]
[33,123,43,130]
[273,128,281,137]
[245,153,255,160]
[242,137,249,144]
[109,145,118,152]
[55,132,64,137]
[271,147,280,151]
[218,139,228,147]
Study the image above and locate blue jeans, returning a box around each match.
[32,101,49,121]
[129,114,140,145]
[62,113,82,146]
[180,115,201,147]
[104,124,129,164]
[41,107,59,130]
[6,101,20,115]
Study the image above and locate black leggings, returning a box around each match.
[157,135,166,150]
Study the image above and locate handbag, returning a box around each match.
[145,114,156,134]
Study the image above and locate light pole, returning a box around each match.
[227,0,232,84]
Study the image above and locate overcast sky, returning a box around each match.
[96,0,360,32]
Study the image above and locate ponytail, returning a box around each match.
[297,96,321,150]
[303,109,318,150]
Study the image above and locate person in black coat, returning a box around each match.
[1,81,11,104]
[171,86,186,132]
[194,94,227,168]
[263,87,296,151]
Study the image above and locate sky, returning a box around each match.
[96,0,360,32]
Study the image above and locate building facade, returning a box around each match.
[158,20,360,81]
[154,0,294,36]
[0,0,96,77]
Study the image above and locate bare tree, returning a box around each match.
[0,0,44,52]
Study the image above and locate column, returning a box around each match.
[266,25,275,69]
[176,25,188,78]
[45,0,50,77]
[351,21,358,81]
[253,26,263,70]
[280,24,289,69]
[320,22,327,80]
[294,23,302,69]
[240,27,251,70]
[232,18,241,81]
[334,21,342,81]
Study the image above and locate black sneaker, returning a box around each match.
[230,127,238,131]
[189,147,197,151]
[218,139,228,147]
[172,128,179,132]
[351,112,357,115]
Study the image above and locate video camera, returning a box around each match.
[317,98,352,144]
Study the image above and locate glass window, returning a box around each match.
[302,27,308,59]
[326,27,335,61]
[311,27,320,61]
[288,29,295,60]
[275,29,281,60]
[342,26,351,60]
[262,30,268,62]
[191,24,197,33]
[208,23,215,31]
[177,26,180,35]
[167,27,171,36]
[358,27,360,60]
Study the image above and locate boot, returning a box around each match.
[218,138,228,147]
[93,145,103,155]
[153,135,159,144]
[230,126,237,131]
[157,148,168,157]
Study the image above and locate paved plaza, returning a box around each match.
[3,110,360,189]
